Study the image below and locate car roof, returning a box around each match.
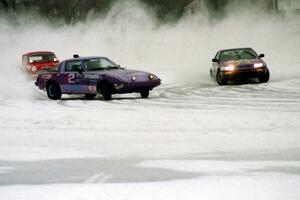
[63,56,106,62]
[219,48,254,52]
[23,51,55,56]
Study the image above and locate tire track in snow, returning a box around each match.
[109,78,300,112]
[1,78,299,112]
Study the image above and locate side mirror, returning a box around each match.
[259,54,265,58]
[212,58,219,63]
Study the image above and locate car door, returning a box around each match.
[62,60,90,94]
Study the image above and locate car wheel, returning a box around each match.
[100,82,112,101]
[258,68,270,83]
[47,82,62,100]
[85,94,96,99]
[216,71,227,85]
[140,90,149,98]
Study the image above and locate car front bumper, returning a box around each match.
[223,67,266,79]
[113,79,161,94]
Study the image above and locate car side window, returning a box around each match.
[100,58,114,68]
[84,59,101,70]
[65,61,82,72]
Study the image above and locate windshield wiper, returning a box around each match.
[88,68,105,71]
[108,66,121,69]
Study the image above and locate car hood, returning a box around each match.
[32,61,59,69]
[222,58,265,66]
[93,69,153,82]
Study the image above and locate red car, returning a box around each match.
[22,51,59,77]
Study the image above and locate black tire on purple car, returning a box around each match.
[216,71,227,85]
[140,90,149,98]
[258,68,270,83]
[99,82,112,101]
[46,82,62,100]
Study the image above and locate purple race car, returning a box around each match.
[35,55,161,100]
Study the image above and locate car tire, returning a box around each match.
[216,71,227,85]
[47,82,62,100]
[258,68,270,83]
[100,82,112,101]
[85,94,96,99]
[140,90,149,98]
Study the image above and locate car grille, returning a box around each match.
[237,64,254,70]
[42,66,51,70]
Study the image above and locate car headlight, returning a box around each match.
[31,66,37,72]
[132,76,136,81]
[149,74,156,80]
[221,65,234,71]
[254,63,264,68]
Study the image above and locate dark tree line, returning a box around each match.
[0,0,238,23]
[0,0,114,23]
[141,0,188,20]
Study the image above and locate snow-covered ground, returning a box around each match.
[1,2,300,199]
[0,67,300,200]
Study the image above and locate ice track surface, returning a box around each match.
[27,76,300,112]
[1,71,300,200]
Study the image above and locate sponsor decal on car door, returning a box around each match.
[61,61,90,93]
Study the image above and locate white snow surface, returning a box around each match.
[0,68,300,200]
[1,2,300,199]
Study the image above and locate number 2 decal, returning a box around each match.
[68,73,76,84]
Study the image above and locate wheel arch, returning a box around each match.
[46,80,60,90]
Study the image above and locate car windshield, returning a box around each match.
[29,53,57,63]
[83,58,120,71]
[220,49,258,62]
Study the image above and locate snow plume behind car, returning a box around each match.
[0,0,300,100]
[0,51,35,100]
